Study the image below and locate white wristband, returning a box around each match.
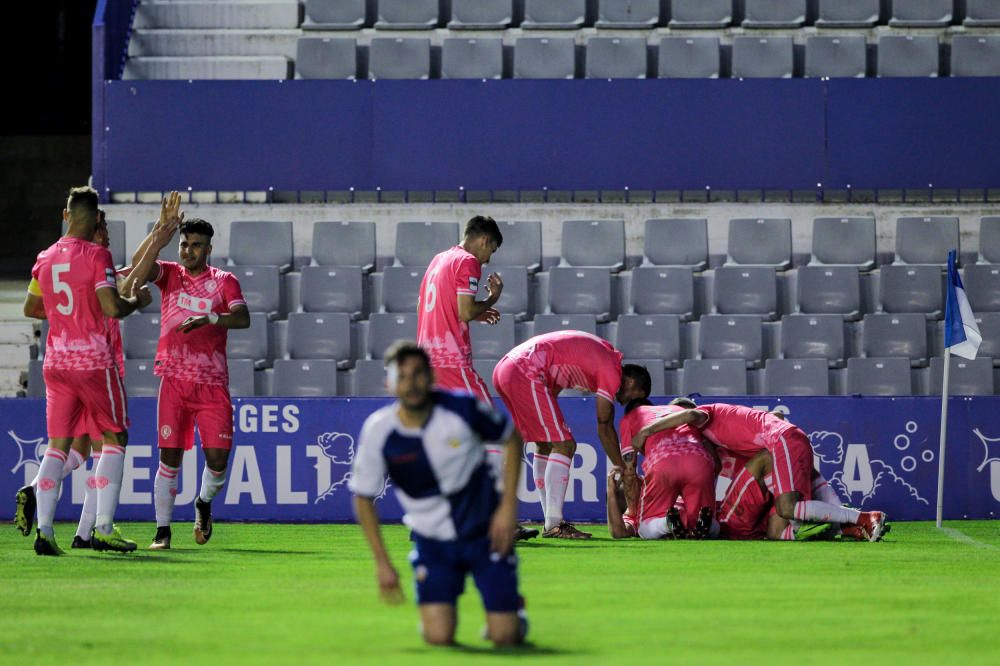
[208,312,220,325]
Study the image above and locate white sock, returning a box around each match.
[95,443,126,535]
[30,448,85,490]
[199,466,226,503]
[764,473,775,494]
[812,474,842,505]
[76,451,101,539]
[35,448,67,536]
[532,453,549,525]
[543,453,572,531]
[779,523,795,541]
[154,462,180,527]
[793,500,861,525]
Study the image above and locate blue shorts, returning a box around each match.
[408,534,520,613]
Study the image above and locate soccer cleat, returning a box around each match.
[857,511,889,542]
[840,524,868,541]
[71,536,92,549]
[514,525,540,541]
[194,498,213,545]
[14,485,36,537]
[91,526,138,553]
[149,526,172,550]
[34,529,64,556]
[541,521,592,539]
[690,507,714,540]
[665,507,687,540]
[795,522,835,541]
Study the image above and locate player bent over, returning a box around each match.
[351,342,528,647]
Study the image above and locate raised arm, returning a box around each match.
[353,495,404,605]
[488,427,524,556]
[631,408,708,455]
[125,192,183,292]
[596,396,624,468]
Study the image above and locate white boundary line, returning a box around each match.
[940,526,999,550]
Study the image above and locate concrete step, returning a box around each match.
[135,1,301,30]
[129,28,300,57]
[123,56,291,80]
[0,322,34,345]
[0,368,24,398]
[0,343,29,368]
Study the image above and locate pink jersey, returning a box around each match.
[696,403,799,458]
[153,261,246,385]
[619,404,711,472]
[503,331,623,402]
[109,318,124,380]
[417,246,482,368]
[32,237,118,371]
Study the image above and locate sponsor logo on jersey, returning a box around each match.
[177,291,213,314]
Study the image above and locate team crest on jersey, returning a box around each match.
[160,425,172,439]
[469,276,479,292]
[205,280,218,292]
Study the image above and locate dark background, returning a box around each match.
[0,1,97,276]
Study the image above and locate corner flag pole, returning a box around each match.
[935,346,950,529]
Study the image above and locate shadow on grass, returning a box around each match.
[209,547,329,556]
[402,642,569,657]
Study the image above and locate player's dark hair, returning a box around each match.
[622,363,652,398]
[66,186,99,226]
[97,207,106,224]
[384,340,431,370]
[624,397,653,414]
[669,397,698,409]
[464,215,503,247]
[180,218,214,240]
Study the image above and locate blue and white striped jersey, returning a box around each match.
[349,390,513,541]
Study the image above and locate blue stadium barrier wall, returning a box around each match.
[2,397,999,524]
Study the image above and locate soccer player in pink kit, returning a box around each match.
[17,187,152,555]
[132,217,250,549]
[492,331,648,538]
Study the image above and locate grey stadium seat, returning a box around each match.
[797,266,861,319]
[312,221,375,271]
[442,38,503,79]
[811,217,876,269]
[815,0,879,27]
[928,357,994,396]
[124,360,159,398]
[522,0,586,29]
[764,359,830,396]
[616,314,682,368]
[367,313,417,359]
[805,36,867,79]
[375,0,438,29]
[880,265,944,318]
[369,38,431,80]
[66,219,125,266]
[448,0,511,29]
[732,37,794,79]
[228,359,256,397]
[296,38,356,79]
[147,222,180,264]
[895,217,958,265]
[657,37,720,79]
[395,222,459,266]
[303,0,365,30]
[229,221,292,272]
[287,312,352,367]
[862,313,928,365]
[514,38,576,79]
[878,36,939,78]
[532,314,598,337]
[973,313,1000,363]
[229,266,280,317]
[382,266,424,313]
[476,267,530,320]
[470,317,516,359]
[682,359,748,396]
[596,0,659,28]
[847,357,913,395]
[624,358,666,396]
[123,313,160,359]
[299,266,364,318]
[26,359,44,398]
[562,219,625,270]
[714,266,778,319]
[981,217,1000,263]
[273,359,339,397]
[951,36,1000,78]
[669,0,731,28]
[889,0,952,27]
[698,315,764,367]
[491,221,542,272]
[743,0,806,28]
[644,219,708,268]
[728,218,792,268]
[548,268,611,320]
[780,314,846,367]
[353,359,390,396]
[631,267,695,320]
[961,265,1000,313]
[965,0,1000,27]
[586,37,648,79]
[227,313,270,368]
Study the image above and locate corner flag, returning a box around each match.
[944,250,981,360]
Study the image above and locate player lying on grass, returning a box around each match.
[351,341,528,648]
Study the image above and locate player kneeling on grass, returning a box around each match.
[350,341,528,648]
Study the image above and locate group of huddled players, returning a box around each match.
[14,187,249,554]
[351,215,890,647]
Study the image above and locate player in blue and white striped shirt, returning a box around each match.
[350,341,527,648]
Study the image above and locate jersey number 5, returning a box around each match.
[52,263,74,315]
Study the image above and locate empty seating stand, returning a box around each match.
[296,38,357,79]
[965,0,1000,27]
[847,357,912,395]
[442,38,503,79]
[889,0,952,27]
[928,357,994,395]
[532,314,598,337]
[780,314,847,367]
[562,219,625,270]
[312,221,375,271]
[395,222,459,266]
[374,0,438,29]
[743,0,806,28]
[682,359,748,396]
[811,217,876,269]
[880,265,944,318]
[699,315,764,368]
[586,38,648,79]
[596,0,659,29]
[369,38,431,80]
[669,0,731,28]
[895,217,959,265]
[273,359,339,396]
[951,36,1000,78]
[862,313,928,365]
[728,218,792,268]
[797,266,861,319]
[286,312,352,367]
[732,37,794,79]
[962,265,1000,312]
[815,0,879,27]
[657,37,720,79]
[299,266,364,318]
[878,36,939,78]
[631,267,695,320]
[303,0,366,30]
[805,36,867,79]
[644,219,708,269]
[229,221,292,272]
[764,359,830,396]
[616,315,682,368]
[490,221,542,272]
[448,0,512,30]
[714,267,778,319]
[522,0,586,29]
[514,38,576,79]
[382,266,425,313]
[548,267,612,321]
[476,267,530,320]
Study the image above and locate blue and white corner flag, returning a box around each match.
[944,250,981,360]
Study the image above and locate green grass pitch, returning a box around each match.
[2,521,999,665]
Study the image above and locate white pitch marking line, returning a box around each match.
[940,526,999,550]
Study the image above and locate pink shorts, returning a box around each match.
[44,367,128,439]
[718,467,770,540]
[641,453,717,531]
[766,428,814,500]
[157,375,234,450]
[433,365,493,406]
[492,356,572,443]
